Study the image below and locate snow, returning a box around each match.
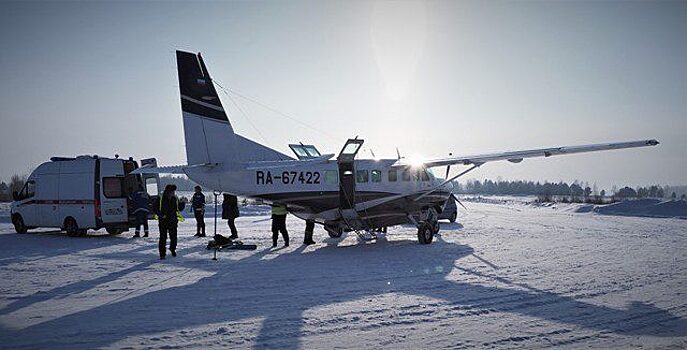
[0,201,686,349]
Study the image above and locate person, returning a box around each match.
[191,186,206,237]
[303,219,316,245]
[271,204,289,247]
[221,193,240,239]
[129,186,150,238]
[154,184,185,259]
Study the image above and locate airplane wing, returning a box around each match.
[129,164,207,175]
[409,139,659,169]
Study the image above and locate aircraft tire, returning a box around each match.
[12,214,28,234]
[326,227,343,238]
[417,222,434,244]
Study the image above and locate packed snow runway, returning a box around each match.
[1,201,686,349]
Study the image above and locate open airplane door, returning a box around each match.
[337,139,364,210]
[140,158,161,196]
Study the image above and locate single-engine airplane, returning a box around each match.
[135,50,659,244]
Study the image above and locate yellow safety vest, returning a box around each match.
[154,195,185,222]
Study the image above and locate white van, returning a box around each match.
[10,155,160,236]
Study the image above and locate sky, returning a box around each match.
[0,1,685,190]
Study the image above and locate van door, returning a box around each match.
[99,160,128,224]
[35,162,61,228]
[37,173,61,227]
[140,158,160,196]
[14,179,37,226]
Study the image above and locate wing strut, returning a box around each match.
[415,163,482,202]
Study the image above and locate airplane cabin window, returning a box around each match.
[356,170,369,183]
[371,169,382,183]
[388,169,397,182]
[324,170,338,184]
[402,169,411,181]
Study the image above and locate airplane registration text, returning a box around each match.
[256,171,321,185]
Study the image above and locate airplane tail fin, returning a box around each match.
[176,50,289,166]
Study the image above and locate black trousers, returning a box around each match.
[159,222,177,257]
[227,218,238,236]
[271,214,289,246]
[194,209,205,234]
[304,220,315,243]
[134,211,149,234]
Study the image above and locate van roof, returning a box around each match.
[49,155,129,162]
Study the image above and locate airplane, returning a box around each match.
[134,50,659,244]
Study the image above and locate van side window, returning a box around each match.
[388,169,397,182]
[402,169,411,181]
[324,170,338,184]
[356,170,369,183]
[27,181,35,197]
[371,170,382,183]
[18,180,36,200]
[103,177,124,198]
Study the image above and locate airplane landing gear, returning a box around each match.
[409,208,439,245]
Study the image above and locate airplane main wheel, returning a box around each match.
[12,215,27,234]
[64,217,80,237]
[432,221,440,234]
[417,222,434,244]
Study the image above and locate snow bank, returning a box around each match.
[593,199,687,219]
[0,203,9,223]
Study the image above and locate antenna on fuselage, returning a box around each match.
[445,152,453,179]
[396,147,402,160]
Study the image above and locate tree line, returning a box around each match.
[455,179,686,203]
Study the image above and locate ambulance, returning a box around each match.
[10,155,160,236]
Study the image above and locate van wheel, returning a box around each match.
[106,227,123,235]
[12,215,28,234]
[64,217,80,237]
[449,212,457,223]
[417,222,434,244]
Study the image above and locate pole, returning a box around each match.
[212,191,220,261]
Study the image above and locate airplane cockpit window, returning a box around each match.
[421,170,430,181]
[371,169,382,183]
[289,144,322,160]
[388,169,397,182]
[304,146,320,157]
[402,169,411,181]
[293,147,309,158]
[356,170,369,183]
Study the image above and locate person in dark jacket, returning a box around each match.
[221,193,240,239]
[154,184,185,259]
[191,186,206,237]
[129,186,150,238]
[303,219,316,245]
[271,204,289,247]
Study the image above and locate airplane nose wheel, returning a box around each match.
[417,222,434,244]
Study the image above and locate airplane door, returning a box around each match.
[337,139,364,209]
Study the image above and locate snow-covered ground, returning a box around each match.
[1,201,686,349]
